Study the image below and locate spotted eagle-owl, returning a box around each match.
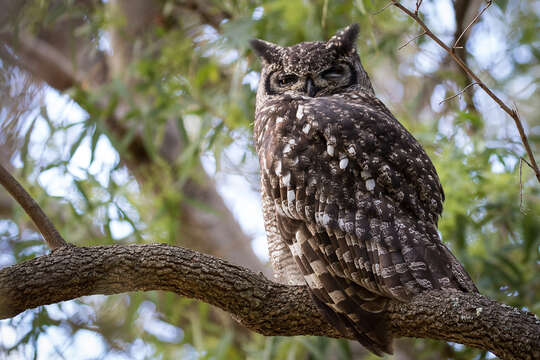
[250,24,478,356]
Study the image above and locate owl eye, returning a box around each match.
[278,74,299,86]
[321,65,345,81]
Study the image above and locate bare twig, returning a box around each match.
[439,82,479,105]
[390,1,540,184]
[521,156,533,170]
[415,0,423,16]
[0,164,68,249]
[372,1,394,16]
[453,0,492,50]
[398,30,427,50]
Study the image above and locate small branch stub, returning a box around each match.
[439,82,479,105]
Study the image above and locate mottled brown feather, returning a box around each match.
[253,25,477,356]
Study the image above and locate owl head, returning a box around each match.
[250,24,374,101]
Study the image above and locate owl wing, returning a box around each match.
[256,92,477,355]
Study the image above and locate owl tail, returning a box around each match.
[309,292,393,356]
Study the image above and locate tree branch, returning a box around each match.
[0,244,538,359]
[392,1,540,183]
[0,164,68,249]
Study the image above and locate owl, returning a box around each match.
[250,24,478,356]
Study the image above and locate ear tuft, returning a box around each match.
[250,39,282,64]
[326,23,360,55]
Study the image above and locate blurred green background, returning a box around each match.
[0,0,538,359]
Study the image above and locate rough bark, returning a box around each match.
[0,244,538,360]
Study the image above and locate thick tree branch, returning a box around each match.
[392,1,540,183]
[0,244,538,359]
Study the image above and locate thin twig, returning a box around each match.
[398,31,427,50]
[390,1,540,184]
[453,0,492,50]
[521,156,533,170]
[0,164,68,249]
[372,1,394,15]
[415,0,423,16]
[519,155,535,212]
[439,82,479,105]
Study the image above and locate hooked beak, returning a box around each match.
[306,77,316,97]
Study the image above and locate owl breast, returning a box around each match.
[256,91,442,225]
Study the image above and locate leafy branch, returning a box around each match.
[389,1,540,183]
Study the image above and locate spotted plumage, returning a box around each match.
[251,24,477,356]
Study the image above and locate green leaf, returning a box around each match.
[20,115,38,177]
